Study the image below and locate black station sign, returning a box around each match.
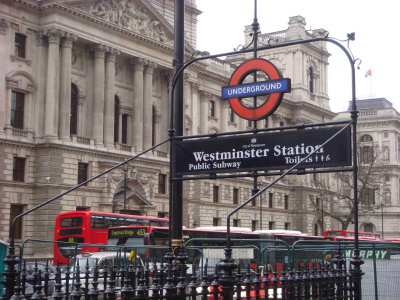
[174,126,351,175]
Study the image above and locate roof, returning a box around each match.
[347,98,393,111]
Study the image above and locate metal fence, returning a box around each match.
[6,254,352,299]
[3,238,385,299]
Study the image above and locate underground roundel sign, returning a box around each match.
[221,58,291,120]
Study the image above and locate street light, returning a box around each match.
[110,161,133,213]
[380,203,384,238]
[321,196,324,235]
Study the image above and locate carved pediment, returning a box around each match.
[72,0,172,44]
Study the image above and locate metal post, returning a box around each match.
[170,0,184,257]
[251,0,261,230]
[381,204,384,238]
[348,37,363,300]
[123,164,127,212]
[321,197,324,234]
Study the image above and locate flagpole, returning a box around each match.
[369,74,372,98]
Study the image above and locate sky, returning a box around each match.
[196,0,400,113]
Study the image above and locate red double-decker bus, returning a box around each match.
[53,211,168,265]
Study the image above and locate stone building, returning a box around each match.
[1,0,337,258]
[335,98,400,238]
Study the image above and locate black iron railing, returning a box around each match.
[8,253,352,300]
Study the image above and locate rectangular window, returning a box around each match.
[12,157,26,182]
[233,188,239,205]
[158,212,166,218]
[268,193,273,208]
[10,204,24,239]
[75,206,89,211]
[213,217,220,226]
[213,185,219,203]
[229,108,235,123]
[70,86,78,135]
[268,221,275,230]
[209,100,216,117]
[78,162,89,185]
[233,219,240,227]
[121,114,128,144]
[251,220,258,231]
[158,174,167,194]
[14,33,26,58]
[284,195,289,209]
[11,91,24,129]
[284,222,290,230]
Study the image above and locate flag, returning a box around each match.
[365,69,372,77]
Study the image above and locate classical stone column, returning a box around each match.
[199,90,210,134]
[159,69,172,152]
[132,58,145,151]
[59,32,77,140]
[91,44,106,146]
[103,48,120,148]
[153,105,161,147]
[190,82,199,135]
[34,32,47,137]
[143,61,157,150]
[44,28,62,140]
[221,101,230,133]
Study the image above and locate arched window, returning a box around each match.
[360,134,373,142]
[363,223,374,233]
[70,84,78,135]
[114,96,120,143]
[361,146,374,164]
[308,67,314,93]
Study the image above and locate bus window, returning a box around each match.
[90,215,106,229]
[60,217,82,228]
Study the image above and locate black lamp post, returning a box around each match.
[381,203,384,238]
[321,195,324,234]
[123,163,128,213]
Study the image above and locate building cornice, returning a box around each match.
[291,100,337,119]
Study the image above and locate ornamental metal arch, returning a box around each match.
[168,33,362,300]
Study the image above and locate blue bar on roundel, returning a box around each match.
[221,78,290,99]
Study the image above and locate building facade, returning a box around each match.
[1,0,340,258]
[335,98,400,238]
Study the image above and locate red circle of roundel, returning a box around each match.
[228,58,284,120]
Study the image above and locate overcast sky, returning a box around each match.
[196,0,400,113]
